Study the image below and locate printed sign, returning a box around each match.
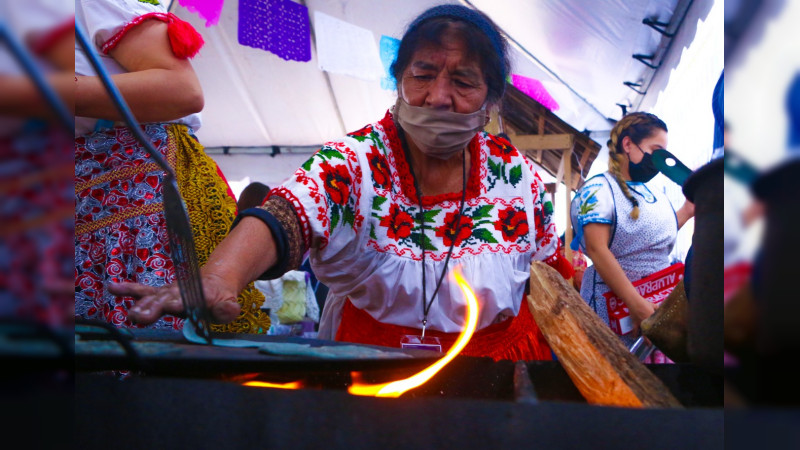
[604,263,684,335]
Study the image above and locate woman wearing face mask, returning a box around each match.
[570,112,695,357]
[109,4,574,361]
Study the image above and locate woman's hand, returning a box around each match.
[108,272,242,325]
[627,294,657,335]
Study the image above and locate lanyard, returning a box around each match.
[398,127,467,338]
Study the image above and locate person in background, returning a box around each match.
[236,181,271,211]
[110,4,574,362]
[0,0,74,328]
[571,112,694,362]
[74,0,269,334]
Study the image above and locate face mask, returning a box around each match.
[394,98,488,160]
[628,144,660,183]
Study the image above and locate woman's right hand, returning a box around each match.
[628,294,657,334]
[108,273,242,325]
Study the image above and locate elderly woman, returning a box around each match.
[111,4,573,361]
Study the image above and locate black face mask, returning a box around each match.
[628,145,659,182]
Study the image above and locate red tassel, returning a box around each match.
[166,13,204,59]
[547,252,575,280]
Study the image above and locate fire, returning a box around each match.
[348,266,478,397]
[243,380,303,389]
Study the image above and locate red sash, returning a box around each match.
[335,298,552,362]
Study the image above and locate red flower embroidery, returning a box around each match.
[349,125,372,137]
[488,137,517,163]
[367,146,392,189]
[380,204,414,240]
[436,211,473,247]
[320,162,351,205]
[534,208,546,240]
[494,207,529,242]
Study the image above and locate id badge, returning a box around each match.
[400,335,442,352]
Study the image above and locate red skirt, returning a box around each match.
[335,298,552,362]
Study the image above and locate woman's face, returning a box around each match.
[399,30,488,114]
[625,129,668,164]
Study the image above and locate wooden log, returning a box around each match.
[527,261,682,408]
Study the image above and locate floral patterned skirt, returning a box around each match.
[1,122,74,328]
[74,123,270,333]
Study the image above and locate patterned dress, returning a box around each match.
[571,172,678,361]
[74,0,269,333]
[247,110,570,360]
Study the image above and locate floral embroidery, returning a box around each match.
[380,203,414,240]
[367,145,392,190]
[494,206,529,243]
[436,211,474,247]
[578,188,599,215]
[138,0,160,4]
[320,161,351,205]
[486,137,523,189]
[298,145,363,234]
[488,136,516,163]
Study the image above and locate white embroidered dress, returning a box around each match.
[270,111,561,339]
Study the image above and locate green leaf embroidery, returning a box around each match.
[473,228,499,244]
[351,134,368,143]
[410,232,437,251]
[343,204,355,226]
[488,159,501,178]
[543,201,554,215]
[301,156,314,172]
[509,165,523,187]
[472,205,493,219]
[372,196,387,211]
[369,223,377,240]
[330,206,340,230]
[578,190,598,215]
[137,0,160,5]
[319,149,346,160]
[422,209,441,223]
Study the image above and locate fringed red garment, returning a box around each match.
[101,12,204,59]
[336,297,552,362]
[544,248,575,280]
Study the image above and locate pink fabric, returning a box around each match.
[178,0,224,27]
[511,74,559,111]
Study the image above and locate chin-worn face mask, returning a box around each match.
[628,144,660,183]
[394,98,487,160]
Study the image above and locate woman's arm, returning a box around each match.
[110,216,278,324]
[676,199,695,230]
[0,26,74,118]
[76,20,203,122]
[583,223,655,333]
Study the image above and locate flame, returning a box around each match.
[243,380,303,390]
[348,266,478,397]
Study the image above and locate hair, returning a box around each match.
[606,112,668,220]
[237,181,271,211]
[390,5,510,105]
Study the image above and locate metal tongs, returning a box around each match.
[75,23,213,344]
